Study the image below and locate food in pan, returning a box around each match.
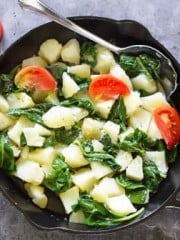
[0,38,179,227]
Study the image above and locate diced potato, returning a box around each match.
[0,113,14,131]
[106,195,136,216]
[126,156,144,181]
[25,183,48,208]
[131,73,157,93]
[69,210,85,224]
[61,39,80,64]
[62,72,80,98]
[93,44,114,74]
[82,118,104,139]
[39,38,62,64]
[141,92,169,112]
[71,107,89,122]
[45,91,60,104]
[22,55,47,68]
[92,139,104,152]
[7,92,35,109]
[147,117,162,140]
[91,162,112,180]
[115,150,133,172]
[33,124,52,136]
[128,107,152,133]
[94,99,115,119]
[145,151,168,175]
[68,64,91,78]
[10,144,21,158]
[27,147,56,166]
[90,177,125,203]
[124,91,142,116]
[8,116,34,146]
[59,186,79,214]
[102,121,120,144]
[0,95,9,112]
[23,128,45,147]
[62,144,89,168]
[72,168,97,193]
[42,106,75,128]
[110,62,132,89]
[119,127,134,142]
[15,158,44,185]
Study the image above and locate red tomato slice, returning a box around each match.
[0,21,3,41]
[15,66,57,91]
[154,105,180,149]
[89,74,130,100]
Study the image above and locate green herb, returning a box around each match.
[127,189,149,205]
[100,134,118,156]
[46,65,67,80]
[116,173,144,190]
[119,53,160,80]
[54,125,80,145]
[109,97,127,131]
[69,73,91,90]
[20,132,27,147]
[80,41,97,67]
[72,193,144,227]
[43,155,71,193]
[60,97,95,114]
[43,135,57,147]
[0,134,15,171]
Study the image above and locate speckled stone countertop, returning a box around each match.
[0,0,180,239]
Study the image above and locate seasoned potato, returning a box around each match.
[61,39,80,64]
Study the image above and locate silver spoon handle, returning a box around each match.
[18,0,121,53]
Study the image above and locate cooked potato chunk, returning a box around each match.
[68,64,91,78]
[62,72,80,98]
[82,118,103,139]
[124,91,142,116]
[7,92,35,109]
[95,99,115,119]
[22,56,47,68]
[115,150,133,172]
[69,210,85,224]
[0,113,14,131]
[102,120,120,144]
[61,39,80,64]
[90,162,112,180]
[131,73,157,93]
[0,95,9,112]
[126,156,144,181]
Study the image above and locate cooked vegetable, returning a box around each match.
[154,105,180,149]
[89,74,130,100]
[14,66,57,91]
[0,38,178,228]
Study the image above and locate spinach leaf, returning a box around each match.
[43,155,71,193]
[72,193,145,227]
[46,65,67,80]
[60,97,95,114]
[69,73,91,90]
[116,173,144,190]
[0,73,17,94]
[80,41,97,67]
[43,135,57,147]
[118,128,158,156]
[20,132,27,147]
[119,53,160,80]
[127,189,149,205]
[109,97,127,131]
[74,140,121,171]
[0,134,15,171]
[143,160,164,193]
[54,125,80,145]
[100,134,118,156]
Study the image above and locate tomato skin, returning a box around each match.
[14,66,57,91]
[0,21,3,41]
[89,74,130,100]
[154,105,180,149]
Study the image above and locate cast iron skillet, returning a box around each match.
[0,17,179,234]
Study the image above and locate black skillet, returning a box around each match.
[0,17,179,234]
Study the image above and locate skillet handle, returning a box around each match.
[165,192,180,208]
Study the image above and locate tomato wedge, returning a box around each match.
[14,66,57,91]
[154,105,180,149]
[0,21,3,41]
[89,74,130,100]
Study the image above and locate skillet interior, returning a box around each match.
[0,17,179,234]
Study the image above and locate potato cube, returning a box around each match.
[106,195,136,216]
[69,210,85,224]
[23,128,45,147]
[92,139,104,152]
[59,186,79,214]
[39,39,62,64]
[126,156,144,181]
[0,113,14,131]
[61,39,80,64]
[131,73,157,93]
[0,95,9,112]
[115,150,133,171]
[71,107,89,122]
[90,177,125,203]
[22,56,47,68]
[62,144,89,168]
[62,72,80,98]
[119,127,134,142]
[82,118,103,139]
[15,158,44,185]
[7,92,34,109]
[91,162,112,179]
[42,106,75,128]
[25,183,48,208]
[147,117,162,140]
[72,168,97,192]
[128,107,152,133]
[68,64,91,78]
[110,62,132,89]
[95,99,115,119]
[124,91,142,116]
[103,121,120,144]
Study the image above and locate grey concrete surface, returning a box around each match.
[0,0,180,239]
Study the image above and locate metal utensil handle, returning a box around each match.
[18,0,121,53]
